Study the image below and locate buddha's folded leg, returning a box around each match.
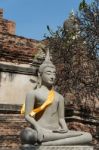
[42,130,83,142]
[20,127,38,145]
[42,131,92,145]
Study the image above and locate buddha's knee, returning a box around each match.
[82,132,92,142]
[85,132,92,142]
[20,127,37,144]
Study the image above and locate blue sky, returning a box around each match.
[0,0,93,40]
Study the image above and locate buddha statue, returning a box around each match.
[20,50,92,146]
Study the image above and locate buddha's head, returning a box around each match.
[38,50,56,87]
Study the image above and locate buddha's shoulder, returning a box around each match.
[55,91,64,101]
[26,89,38,97]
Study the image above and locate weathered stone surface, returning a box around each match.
[0,71,37,104]
[0,63,36,75]
[20,145,93,150]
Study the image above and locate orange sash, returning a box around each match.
[21,89,55,117]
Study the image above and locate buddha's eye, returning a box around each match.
[47,72,56,76]
[46,71,51,75]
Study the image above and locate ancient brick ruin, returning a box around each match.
[0,8,98,149]
[0,9,16,35]
[0,8,45,64]
[0,8,46,104]
[0,9,45,149]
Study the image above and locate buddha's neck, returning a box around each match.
[41,85,53,91]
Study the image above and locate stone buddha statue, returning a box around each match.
[20,50,92,146]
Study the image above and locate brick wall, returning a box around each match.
[0,9,16,35]
[0,8,46,64]
[0,33,41,64]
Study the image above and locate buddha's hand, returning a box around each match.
[36,127,44,143]
[53,128,68,133]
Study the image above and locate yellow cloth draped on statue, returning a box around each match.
[21,89,55,117]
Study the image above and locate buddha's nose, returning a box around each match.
[51,76,55,81]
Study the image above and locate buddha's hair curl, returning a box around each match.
[38,50,56,74]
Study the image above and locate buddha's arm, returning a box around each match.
[25,91,44,142]
[24,91,40,130]
[58,95,68,132]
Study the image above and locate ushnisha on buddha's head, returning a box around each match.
[38,50,56,87]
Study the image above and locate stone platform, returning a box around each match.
[20,145,94,150]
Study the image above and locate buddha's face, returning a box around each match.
[41,66,56,86]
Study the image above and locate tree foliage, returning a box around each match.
[45,0,99,115]
[78,0,99,58]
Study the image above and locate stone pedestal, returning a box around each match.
[20,145,93,150]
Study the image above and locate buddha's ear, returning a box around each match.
[37,72,42,88]
[38,72,40,77]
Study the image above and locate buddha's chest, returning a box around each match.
[34,91,59,111]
